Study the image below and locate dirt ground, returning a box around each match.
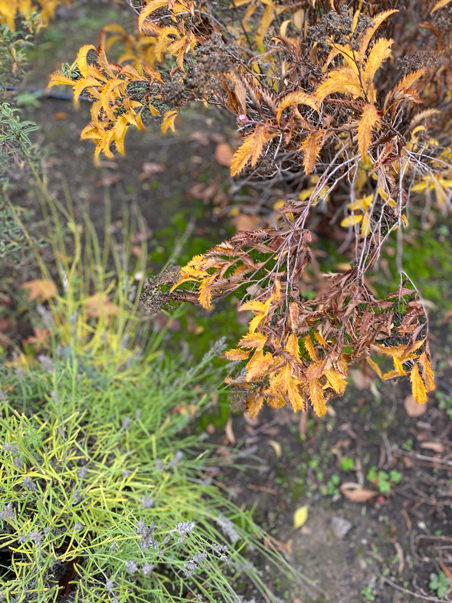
[2,1,452,601]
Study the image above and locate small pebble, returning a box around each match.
[330,516,353,539]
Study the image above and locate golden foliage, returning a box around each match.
[0,0,74,30]
[59,1,445,419]
[410,363,427,404]
[432,0,452,12]
[300,130,324,176]
[357,104,381,158]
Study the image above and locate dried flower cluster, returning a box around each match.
[50,0,452,416]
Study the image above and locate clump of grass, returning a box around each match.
[0,181,303,602]
[0,342,294,602]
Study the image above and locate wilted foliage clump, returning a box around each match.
[49,0,452,417]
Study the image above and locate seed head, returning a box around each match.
[124,560,138,575]
[175,521,195,535]
[142,496,154,509]
[142,562,154,577]
[23,476,36,492]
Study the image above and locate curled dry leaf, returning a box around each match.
[225,417,236,445]
[349,369,373,390]
[420,441,444,453]
[214,142,234,167]
[230,214,260,232]
[340,482,378,503]
[268,440,282,458]
[84,293,119,318]
[20,279,57,302]
[404,394,427,417]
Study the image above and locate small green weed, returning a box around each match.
[429,571,451,599]
[437,391,452,419]
[361,585,375,601]
[367,467,402,494]
[340,456,355,472]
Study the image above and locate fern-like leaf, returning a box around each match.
[357,104,380,158]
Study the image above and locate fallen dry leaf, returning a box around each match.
[404,394,427,417]
[215,142,234,167]
[190,131,209,146]
[189,182,219,203]
[225,418,236,445]
[230,213,260,232]
[293,504,309,529]
[420,441,445,453]
[84,293,119,318]
[96,174,122,187]
[340,482,378,503]
[349,368,373,390]
[268,440,282,458]
[393,540,405,574]
[248,484,278,494]
[20,279,57,302]
[139,162,165,179]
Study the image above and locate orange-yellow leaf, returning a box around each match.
[381,370,400,381]
[323,369,347,395]
[358,104,380,158]
[315,67,362,104]
[238,332,268,350]
[276,91,319,123]
[199,275,216,309]
[418,352,435,392]
[289,302,299,332]
[314,330,328,347]
[161,110,178,134]
[367,357,382,378]
[410,363,427,404]
[432,0,452,12]
[224,348,251,361]
[363,37,393,89]
[358,10,398,62]
[138,0,170,30]
[304,335,318,361]
[74,45,97,78]
[251,125,269,168]
[231,129,276,176]
[393,356,406,376]
[300,130,324,175]
[392,69,426,96]
[230,133,256,177]
[245,349,274,382]
[48,73,76,88]
[246,391,265,418]
[341,214,363,228]
[286,333,301,361]
[272,279,281,302]
[309,379,327,417]
[20,279,57,302]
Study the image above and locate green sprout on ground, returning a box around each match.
[429,571,451,599]
[366,467,402,494]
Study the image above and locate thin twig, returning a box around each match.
[382,576,450,602]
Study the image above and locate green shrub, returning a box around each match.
[0,181,301,602]
[0,339,300,602]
